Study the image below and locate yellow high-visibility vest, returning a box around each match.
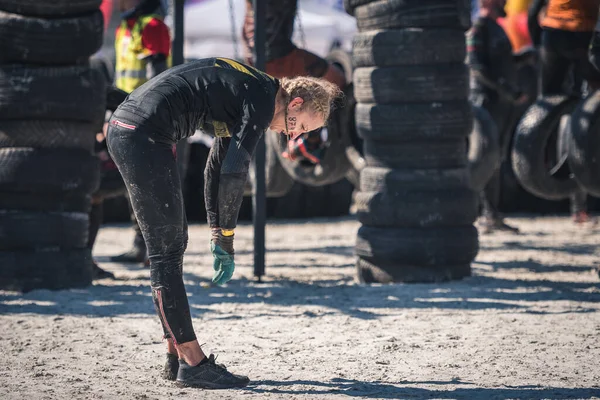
[115,14,172,93]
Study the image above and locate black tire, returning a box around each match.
[357,257,471,283]
[356,101,472,142]
[360,166,471,192]
[248,132,296,198]
[0,192,91,213]
[354,64,469,104]
[0,0,102,17]
[0,249,92,292]
[567,90,600,197]
[0,120,96,151]
[0,64,106,122]
[363,139,467,169]
[354,0,471,31]
[352,28,467,68]
[338,82,365,187]
[0,148,100,194]
[345,145,365,188]
[343,0,376,15]
[355,225,479,266]
[356,187,478,227]
[0,210,89,250]
[326,49,354,84]
[469,105,500,192]
[0,10,103,65]
[511,95,579,200]
[269,85,354,187]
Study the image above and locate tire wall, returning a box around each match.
[0,0,106,292]
[348,1,478,283]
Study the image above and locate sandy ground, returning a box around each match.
[1,215,600,400]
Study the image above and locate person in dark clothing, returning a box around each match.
[110,0,172,264]
[467,0,528,234]
[242,0,346,164]
[106,57,340,389]
[529,0,600,225]
[242,0,345,88]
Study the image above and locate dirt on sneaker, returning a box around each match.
[1,216,599,399]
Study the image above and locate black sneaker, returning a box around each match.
[162,353,179,381]
[92,262,115,280]
[176,354,250,389]
[109,247,147,264]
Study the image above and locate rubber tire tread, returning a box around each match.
[0,10,103,65]
[0,148,100,194]
[343,0,376,15]
[0,0,102,17]
[469,105,500,191]
[511,95,579,200]
[352,28,467,68]
[0,64,106,123]
[356,101,472,142]
[357,257,471,283]
[0,192,91,213]
[363,139,467,169]
[0,210,89,250]
[355,187,478,227]
[0,120,96,151]
[355,225,479,266]
[360,166,471,192]
[326,49,354,84]
[568,90,600,197]
[354,64,469,104]
[0,249,93,292]
[354,0,471,31]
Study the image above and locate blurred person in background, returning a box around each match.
[529,0,600,225]
[110,0,172,264]
[497,0,534,53]
[107,57,340,388]
[242,0,346,163]
[467,0,529,234]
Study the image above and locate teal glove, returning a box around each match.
[210,229,235,285]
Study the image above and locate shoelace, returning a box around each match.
[208,355,231,373]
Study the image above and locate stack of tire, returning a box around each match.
[344,0,479,283]
[0,0,106,292]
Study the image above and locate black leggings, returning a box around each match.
[541,29,600,95]
[106,123,196,345]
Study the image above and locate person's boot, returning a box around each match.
[477,216,519,234]
[92,261,115,280]
[110,231,147,263]
[176,354,250,389]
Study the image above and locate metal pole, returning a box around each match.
[253,0,266,280]
[172,0,189,179]
[171,0,184,66]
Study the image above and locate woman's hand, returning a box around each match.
[210,228,235,285]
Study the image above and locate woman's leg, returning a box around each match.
[106,124,204,365]
[540,30,571,96]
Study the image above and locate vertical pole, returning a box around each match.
[253,0,266,280]
[171,0,184,66]
[172,0,189,179]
